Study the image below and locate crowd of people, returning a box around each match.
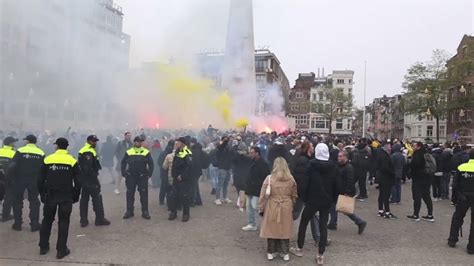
[0,126,473,264]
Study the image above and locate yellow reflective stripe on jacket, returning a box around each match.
[18,144,45,156]
[177,146,192,158]
[79,143,97,157]
[0,146,16,159]
[458,160,474,172]
[126,147,150,156]
[44,149,77,166]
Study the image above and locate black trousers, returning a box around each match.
[2,182,13,219]
[356,172,368,198]
[267,239,289,254]
[12,181,40,226]
[432,174,441,198]
[190,176,202,206]
[159,174,169,204]
[39,201,73,252]
[169,182,190,216]
[125,176,148,214]
[448,194,474,251]
[412,181,433,216]
[297,204,329,255]
[378,181,392,212]
[79,183,105,222]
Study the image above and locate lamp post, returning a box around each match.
[362,61,367,138]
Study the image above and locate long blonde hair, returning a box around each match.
[271,157,293,182]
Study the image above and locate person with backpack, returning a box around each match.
[407,142,435,222]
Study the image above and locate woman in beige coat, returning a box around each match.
[259,157,298,261]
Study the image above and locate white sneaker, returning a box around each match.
[241,224,258,231]
[215,199,222,205]
[114,189,120,195]
[282,254,290,261]
[223,198,233,204]
[267,253,274,260]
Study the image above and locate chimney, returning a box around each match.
[322,68,325,77]
[317,68,320,78]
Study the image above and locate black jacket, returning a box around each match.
[78,144,102,185]
[121,147,154,178]
[375,149,395,184]
[231,152,252,191]
[440,150,453,173]
[391,151,405,180]
[352,144,371,177]
[99,141,115,168]
[451,151,470,172]
[171,146,193,183]
[216,143,232,170]
[290,152,312,198]
[431,148,443,173]
[267,144,291,168]
[190,143,205,179]
[339,162,356,197]
[9,144,45,184]
[410,148,430,183]
[301,159,341,209]
[245,158,270,197]
[38,149,81,203]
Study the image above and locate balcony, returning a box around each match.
[100,0,123,15]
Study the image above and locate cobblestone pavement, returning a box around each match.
[0,178,472,265]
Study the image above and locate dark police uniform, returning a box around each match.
[78,142,109,226]
[169,146,193,221]
[0,143,16,222]
[448,158,474,254]
[38,148,81,258]
[10,143,44,230]
[121,146,154,219]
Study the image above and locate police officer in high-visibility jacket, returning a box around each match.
[121,136,154,220]
[9,135,44,232]
[1,136,18,222]
[448,149,474,255]
[78,135,110,227]
[169,137,193,222]
[38,138,81,259]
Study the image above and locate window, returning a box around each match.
[427,125,433,137]
[417,125,422,137]
[347,119,351,130]
[318,91,324,101]
[296,115,308,125]
[427,115,433,121]
[312,93,317,101]
[336,119,343,130]
[311,117,329,129]
[295,92,303,99]
[348,79,352,84]
[439,126,446,137]
[256,75,266,88]
[337,79,344,84]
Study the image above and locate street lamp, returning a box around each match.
[459,85,466,94]
[459,109,465,117]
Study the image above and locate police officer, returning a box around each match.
[38,138,81,259]
[121,136,154,220]
[1,136,18,222]
[78,135,110,227]
[169,137,193,222]
[10,135,44,231]
[448,149,474,255]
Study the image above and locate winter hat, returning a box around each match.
[315,143,330,161]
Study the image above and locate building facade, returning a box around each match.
[0,0,130,130]
[366,95,404,140]
[288,70,354,135]
[446,35,474,144]
[403,113,447,143]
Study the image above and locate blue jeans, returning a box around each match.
[329,202,365,226]
[216,169,231,200]
[440,172,451,200]
[391,179,402,203]
[209,166,218,190]
[246,195,258,227]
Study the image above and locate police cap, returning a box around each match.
[87,135,99,142]
[133,136,144,143]
[54,138,69,149]
[3,136,18,146]
[24,134,37,144]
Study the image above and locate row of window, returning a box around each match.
[336,79,352,84]
[289,115,351,130]
[413,125,446,138]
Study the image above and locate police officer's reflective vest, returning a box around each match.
[14,144,45,179]
[78,143,101,177]
[122,147,153,176]
[458,159,474,197]
[177,146,192,159]
[0,145,16,173]
[40,149,80,202]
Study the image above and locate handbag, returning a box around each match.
[265,175,271,197]
[335,194,355,215]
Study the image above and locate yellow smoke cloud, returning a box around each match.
[235,118,249,128]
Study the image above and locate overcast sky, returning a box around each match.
[116,0,473,107]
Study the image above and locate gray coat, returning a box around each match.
[391,151,405,180]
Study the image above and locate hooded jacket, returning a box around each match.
[301,159,341,209]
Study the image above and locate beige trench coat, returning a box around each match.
[259,175,297,239]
